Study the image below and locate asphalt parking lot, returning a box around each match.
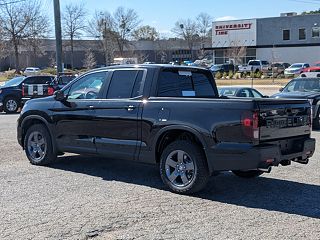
[0,114,319,240]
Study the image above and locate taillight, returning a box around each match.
[307,107,312,127]
[48,86,54,96]
[241,111,259,140]
[22,83,24,96]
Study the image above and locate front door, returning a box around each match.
[53,71,109,154]
[95,69,145,161]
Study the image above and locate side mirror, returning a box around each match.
[279,87,284,92]
[54,90,66,101]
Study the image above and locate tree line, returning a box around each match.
[0,0,215,72]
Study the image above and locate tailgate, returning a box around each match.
[23,84,52,98]
[258,99,311,141]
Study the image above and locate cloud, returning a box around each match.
[215,16,237,21]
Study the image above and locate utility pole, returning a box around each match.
[53,0,63,75]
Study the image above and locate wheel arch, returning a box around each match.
[21,115,57,153]
[154,125,208,164]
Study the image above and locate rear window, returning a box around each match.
[24,76,53,84]
[157,69,217,98]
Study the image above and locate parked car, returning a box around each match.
[284,63,310,77]
[53,73,77,90]
[262,62,291,77]
[210,63,237,74]
[0,75,55,113]
[218,87,267,98]
[271,75,320,129]
[302,61,320,73]
[17,65,315,194]
[238,60,269,73]
[23,67,40,76]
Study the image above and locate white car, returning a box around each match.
[284,63,309,77]
[24,67,40,76]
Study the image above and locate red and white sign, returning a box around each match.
[215,23,252,35]
[212,19,257,47]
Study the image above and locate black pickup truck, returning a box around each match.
[17,65,315,194]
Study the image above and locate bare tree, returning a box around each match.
[88,11,118,65]
[88,7,140,63]
[132,25,159,41]
[83,49,96,69]
[62,2,87,69]
[226,40,247,66]
[172,19,199,60]
[113,7,141,56]
[197,13,212,45]
[25,12,50,66]
[0,0,44,72]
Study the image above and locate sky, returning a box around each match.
[43,0,320,37]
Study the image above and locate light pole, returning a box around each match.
[53,0,63,75]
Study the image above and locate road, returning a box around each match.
[0,114,319,240]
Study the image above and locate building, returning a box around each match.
[210,13,320,65]
[0,38,209,71]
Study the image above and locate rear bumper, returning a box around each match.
[207,138,315,172]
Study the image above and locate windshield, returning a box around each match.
[219,88,237,96]
[283,78,320,93]
[210,65,222,71]
[290,64,303,68]
[2,76,25,87]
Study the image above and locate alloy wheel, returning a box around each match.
[165,150,196,188]
[27,131,47,163]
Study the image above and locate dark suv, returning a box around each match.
[0,75,55,113]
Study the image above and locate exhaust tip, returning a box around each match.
[258,166,272,173]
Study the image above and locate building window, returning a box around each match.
[283,29,290,40]
[312,27,320,38]
[299,28,306,40]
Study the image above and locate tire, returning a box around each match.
[160,140,210,194]
[24,124,57,165]
[4,97,19,114]
[232,170,264,178]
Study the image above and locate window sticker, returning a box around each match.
[182,91,195,97]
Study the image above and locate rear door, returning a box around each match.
[95,69,146,161]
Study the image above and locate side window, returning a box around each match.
[157,71,193,97]
[238,89,250,97]
[24,77,36,84]
[35,77,52,84]
[192,73,215,97]
[157,70,216,97]
[67,72,107,100]
[106,70,144,99]
[251,89,263,98]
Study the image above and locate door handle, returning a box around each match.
[87,105,95,110]
[126,105,136,111]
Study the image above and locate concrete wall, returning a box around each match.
[257,14,320,46]
[256,46,320,64]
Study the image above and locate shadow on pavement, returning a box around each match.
[50,154,320,219]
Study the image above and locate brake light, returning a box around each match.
[48,86,54,96]
[307,107,312,127]
[241,111,259,140]
[22,83,24,96]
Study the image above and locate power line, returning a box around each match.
[0,0,26,6]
